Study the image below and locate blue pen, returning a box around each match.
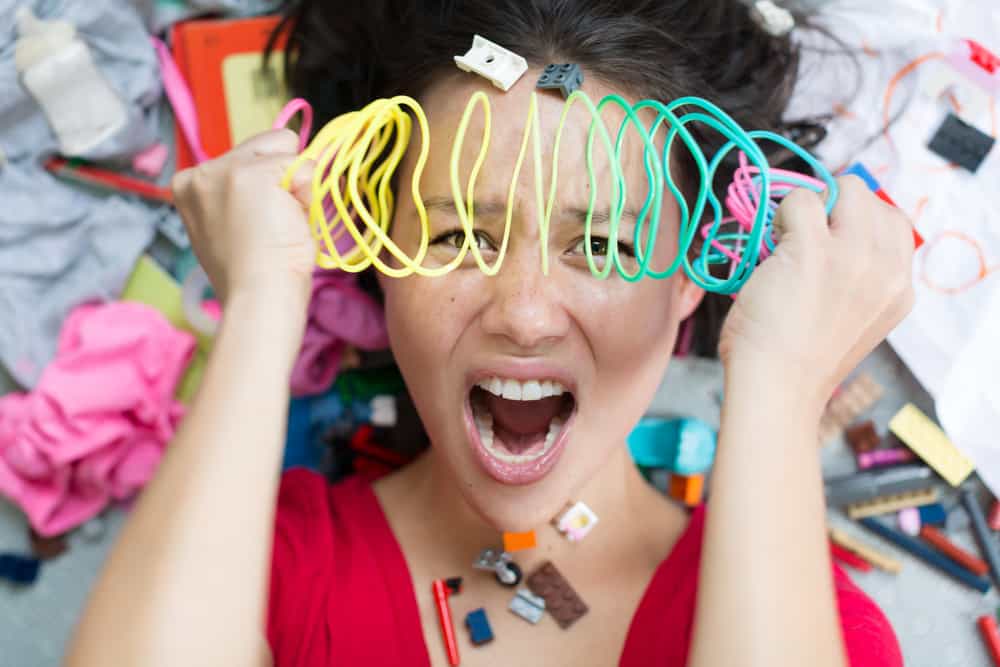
[858,517,991,594]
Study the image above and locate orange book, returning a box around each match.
[171,15,289,170]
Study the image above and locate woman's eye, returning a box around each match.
[432,230,495,251]
[570,236,634,257]
[572,236,609,256]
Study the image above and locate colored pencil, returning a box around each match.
[858,517,991,593]
[919,525,990,577]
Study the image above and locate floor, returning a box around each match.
[2,344,997,666]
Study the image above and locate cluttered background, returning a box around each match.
[1,0,999,665]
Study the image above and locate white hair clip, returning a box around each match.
[751,1,795,37]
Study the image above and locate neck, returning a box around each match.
[383,442,666,578]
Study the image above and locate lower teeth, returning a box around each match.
[473,402,564,463]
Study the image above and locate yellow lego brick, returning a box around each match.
[846,487,939,520]
[889,404,974,486]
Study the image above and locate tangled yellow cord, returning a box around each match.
[280,90,836,293]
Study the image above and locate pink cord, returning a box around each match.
[151,36,209,165]
[704,152,828,277]
[273,98,314,152]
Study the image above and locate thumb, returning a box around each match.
[286,158,317,210]
[771,187,829,249]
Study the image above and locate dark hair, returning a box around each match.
[270,0,826,355]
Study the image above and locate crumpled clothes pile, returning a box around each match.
[0,301,194,537]
[291,271,390,398]
[0,0,168,388]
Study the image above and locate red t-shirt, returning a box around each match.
[267,469,903,666]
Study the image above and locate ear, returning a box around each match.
[675,272,705,322]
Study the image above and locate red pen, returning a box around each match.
[44,157,174,204]
[432,577,462,666]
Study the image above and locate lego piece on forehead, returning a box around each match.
[454,35,528,91]
[536,64,583,99]
[526,561,588,629]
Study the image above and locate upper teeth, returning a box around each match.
[476,377,567,401]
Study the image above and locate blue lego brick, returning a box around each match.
[465,607,494,645]
[918,502,947,526]
[0,554,41,585]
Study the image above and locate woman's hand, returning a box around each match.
[718,175,915,406]
[171,129,316,312]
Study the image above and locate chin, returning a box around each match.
[458,466,580,533]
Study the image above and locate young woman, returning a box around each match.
[67,1,913,665]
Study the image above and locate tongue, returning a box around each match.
[485,394,563,436]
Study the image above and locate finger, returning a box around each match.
[224,128,301,163]
[772,187,829,248]
[288,159,317,209]
[827,175,878,241]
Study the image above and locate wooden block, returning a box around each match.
[669,473,704,506]
[503,531,537,552]
[847,487,939,520]
[819,374,883,443]
[889,404,974,486]
[829,527,903,574]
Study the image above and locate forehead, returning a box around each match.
[407,70,663,188]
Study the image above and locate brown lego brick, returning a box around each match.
[845,420,880,455]
[28,528,68,561]
[526,561,588,629]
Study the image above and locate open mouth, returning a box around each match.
[466,377,576,485]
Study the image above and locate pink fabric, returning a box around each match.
[0,302,194,536]
[290,271,389,397]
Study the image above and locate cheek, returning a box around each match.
[381,275,485,385]
[577,279,681,427]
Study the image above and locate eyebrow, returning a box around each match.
[422,196,639,227]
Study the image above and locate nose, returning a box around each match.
[480,246,571,351]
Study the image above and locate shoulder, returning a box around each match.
[831,564,904,667]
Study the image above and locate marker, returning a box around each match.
[961,489,1000,589]
[978,615,1000,667]
[858,517,991,593]
[432,577,462,666]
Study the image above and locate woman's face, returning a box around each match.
[379,72,703,530]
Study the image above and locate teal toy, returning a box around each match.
[627,417,716,476]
